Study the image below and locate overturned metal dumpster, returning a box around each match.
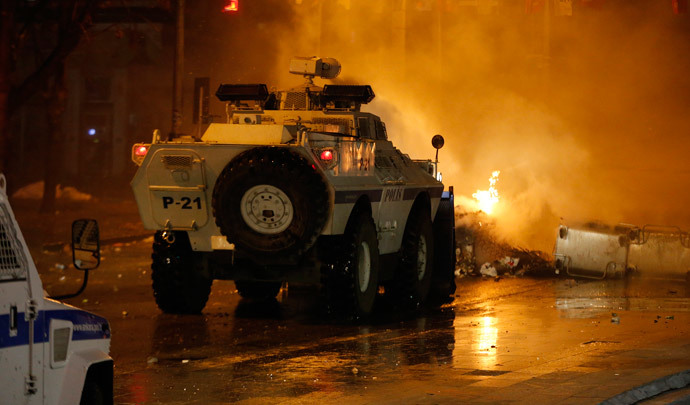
[554,223,690,280]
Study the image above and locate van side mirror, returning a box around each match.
[71,219,100,271]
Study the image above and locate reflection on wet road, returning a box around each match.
[50,241,690,404]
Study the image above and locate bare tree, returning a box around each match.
[0,0,16,178]
[0,0,102,211]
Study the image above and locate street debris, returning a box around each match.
[654,315,675,324]
[582,340,621,345]
[454,210,553,278]
[611,313,620,324]
[499,256,519,268]
[479,263,497,277]
[455,208,690,282]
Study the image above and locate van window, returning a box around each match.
[0,204,26,281]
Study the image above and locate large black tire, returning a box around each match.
[235,280,282,301]
[212,147,329,262]
[427,197,457,306]
[80,380,105,405]
[151,231,212,314]
[391,206,434,310]
[321,210,380,320]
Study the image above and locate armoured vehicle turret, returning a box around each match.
[130,57,456,319]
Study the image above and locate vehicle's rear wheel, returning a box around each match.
[391,206,434,310]
[321,210,380,320]
[235,280,282,301]
[212,147,329,262]
[151,231,212,314]
[427,197,457,306]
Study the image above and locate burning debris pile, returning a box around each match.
[455,170,554,279]
[455,211,554,279]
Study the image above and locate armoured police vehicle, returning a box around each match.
[131,57,456,318]
[0,174,112,405]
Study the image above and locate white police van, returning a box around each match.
[0,174,112,405]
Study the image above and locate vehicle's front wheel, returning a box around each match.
[427,197,457,305]
[79,380,105,405]
[391,207,434,310]
[321,210,380,320]
[151,231,212,314]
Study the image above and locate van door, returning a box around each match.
[0,202,41,405]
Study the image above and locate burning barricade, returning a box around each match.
[456,170,690,281]
[454,210,553,279]
[454,169,553,278]
[554,223,690,280]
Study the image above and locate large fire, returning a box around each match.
[472,170,500,215]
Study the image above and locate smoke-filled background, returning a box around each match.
[183,0,690,253]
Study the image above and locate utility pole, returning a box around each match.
[170,0,184,139]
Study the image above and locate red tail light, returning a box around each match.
[320,149,333,161]
[314,147,337,170]
[134,145,148,157]
[132,144,150,166]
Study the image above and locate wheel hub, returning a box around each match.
[240,184,294,234]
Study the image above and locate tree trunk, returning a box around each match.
[39,65,67,214]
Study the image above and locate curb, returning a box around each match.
[600,370,690,405]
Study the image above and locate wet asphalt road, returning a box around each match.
[31,236,690,404]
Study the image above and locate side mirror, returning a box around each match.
[431,134,445,181]
[432,134,445,150]
[71,219,100,271]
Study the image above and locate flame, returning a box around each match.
[472,170,500,215]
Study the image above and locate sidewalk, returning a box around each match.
[12,192,149,253]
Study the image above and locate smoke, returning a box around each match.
[193,0,690,253]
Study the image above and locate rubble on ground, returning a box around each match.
[454,210,554,278]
